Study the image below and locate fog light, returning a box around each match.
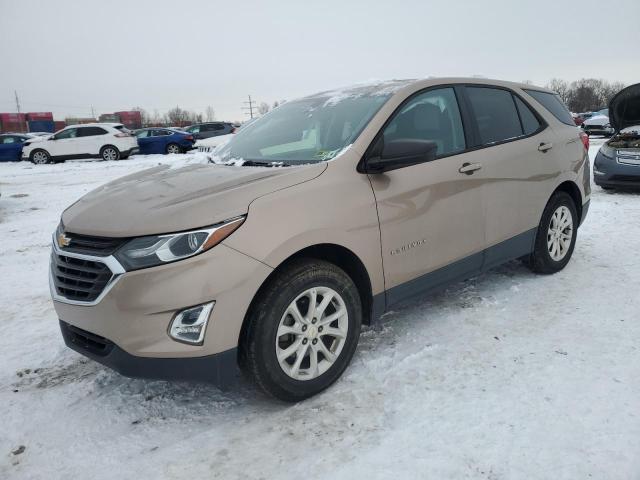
[169,302,215,345]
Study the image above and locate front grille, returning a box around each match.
[60,321,113,357]
[51,253,113,302]
[61,232,128,256]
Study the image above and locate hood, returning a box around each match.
[609,83,640,132]
[62,162,326,237]
[584,114,609,126]
[25,135,47,143]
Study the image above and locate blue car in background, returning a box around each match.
[0,133,34,161]
[134,128,196,155]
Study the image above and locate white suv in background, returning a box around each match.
[22,123,138,164]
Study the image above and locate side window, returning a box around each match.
[514,96,541,135]
[77,127,107,137]
[382,87,466,158]
[213,124,225,131]
[524,89,575,126]
[54,128,77,140]
[2,136,17,144]
[466,87,522,145]
[157,129,172,136]
[135,130,150,138]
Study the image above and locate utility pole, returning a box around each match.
[14,90,21,113]
[242,95,256,119]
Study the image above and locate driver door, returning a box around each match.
[49,128,78,156]
[368,86,486,306]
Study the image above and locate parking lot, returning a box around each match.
[1,138,640,479]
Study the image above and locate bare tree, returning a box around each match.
[272,100,280,109]
[205,106,216,121]
[258,102,270,115]
[565,78,625,112]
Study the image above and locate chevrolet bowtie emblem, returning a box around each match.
[58,233,71,248]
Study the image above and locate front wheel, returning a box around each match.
[525,191,578,274]
[30,149,51,164]
[100,145,120,161]
[240,259,362,402]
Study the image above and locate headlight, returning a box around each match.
[114,216,245,270]
[599,143,616,159]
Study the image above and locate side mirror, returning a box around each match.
[363,138,438,173]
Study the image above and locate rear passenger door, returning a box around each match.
[460,85,554,267]
[76,126,108,156]
[368,86,486,306]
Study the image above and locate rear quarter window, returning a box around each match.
[524,89,575,126]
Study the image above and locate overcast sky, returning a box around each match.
[2,0,639,122]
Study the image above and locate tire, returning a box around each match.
[166,143,181,154]
[30,149,51,165]
[100,145,120,161]
[240,259,362,402]
[525,191,578,274]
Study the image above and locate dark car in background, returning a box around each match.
[134,128,195,154]
[184,122,236,140]
[594,84,640,190]
[0,133,32,161]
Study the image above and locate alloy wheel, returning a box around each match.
[102,148,118,161]
[32,151,49,164]
[276,286,349,381]
[547,205,573,261]
[167,144,181,154]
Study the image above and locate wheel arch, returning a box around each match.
[238,243,376,355]
[553,180,583,221]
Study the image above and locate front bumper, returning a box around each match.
[60,320,238,384]
[593,149,640,188]
[52,241,272,363]
[583,125,614,136]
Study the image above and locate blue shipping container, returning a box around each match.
[28,120,55,133]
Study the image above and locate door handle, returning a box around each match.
[538,142,553,152]
[459,162,482,175]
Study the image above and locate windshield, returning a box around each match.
[213,83,406,165]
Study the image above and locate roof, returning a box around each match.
[63,122,124,128]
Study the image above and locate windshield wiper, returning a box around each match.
[240,160,291,167]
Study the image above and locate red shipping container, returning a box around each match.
[0,121,27,133]
[26,112,54,121]
[54,121,66,132]
[115,111,142,121]
[0,113,27,123]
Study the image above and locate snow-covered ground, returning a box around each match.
[1,139,640,479]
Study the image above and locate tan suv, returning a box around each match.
[51,78,590,401]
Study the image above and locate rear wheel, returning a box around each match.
[525,191,577,274]
[30,149,51,165]
[166,143,181,154]
[240,259,362,402]
[100,145,120,161]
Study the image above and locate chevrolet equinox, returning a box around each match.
[51,78,590,401]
